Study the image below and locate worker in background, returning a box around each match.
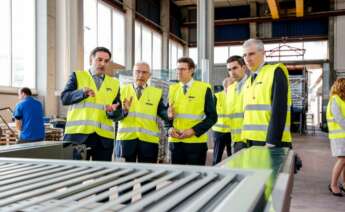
[61,47,128,161]
[13,87,45,143]
[168,57,217,165]
[226,55,249,153]
[326,78,345,196]
[212,77,234,165]
[117,62,169,163]
[241,38,292,148]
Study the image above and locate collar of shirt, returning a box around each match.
[133,83,147,89]
[236,74,248,92]
[89,69,105,80]
[253,61,266,75]
[180,78,194,90]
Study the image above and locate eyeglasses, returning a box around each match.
[135,70,150,75]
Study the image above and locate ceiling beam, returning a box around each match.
[183,9,345,26]
[267,0,279,19]
[295,0,304,17]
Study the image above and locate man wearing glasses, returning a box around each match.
[168,57,217,165]
[117,62,169,163]
[241,38,292,148]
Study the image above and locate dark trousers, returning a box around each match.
[212,131,231,165]
[233,142,248,153]
[85,133,113,161]
[120,139,158,163]
[169,142,208,165]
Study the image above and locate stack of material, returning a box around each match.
[289,75,306,111]
[0,128,17,145]
[0,123,64,145]
[44,125,64,141]
[0,107,17,145]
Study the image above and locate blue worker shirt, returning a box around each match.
[13,96,45,141]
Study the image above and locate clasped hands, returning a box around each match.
[168,128,195,139]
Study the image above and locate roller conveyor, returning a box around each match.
[0,157,271,212]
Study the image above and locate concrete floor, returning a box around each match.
[291,132,345,211]
[206,132,345,211]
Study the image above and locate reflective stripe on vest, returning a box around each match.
[118,127,160,137]
[175,114,205,120]
[326,95,345,140]
[227,81,246,143]
[242,63,292,142]
[168,81,210,143]
[126,112,157,121]
[66,120,114,132]
[64,70,119,139]
[69,102,105,111]
[117,84,162,144]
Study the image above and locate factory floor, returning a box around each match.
[291,132,345,212]
[207,132,345,211]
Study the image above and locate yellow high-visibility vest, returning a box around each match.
[242,63,292,142]
[226,81,246,143]
[168,80,210,143]
[212,91,231,133]
[117,84,162,144]
[327,95,345,140]
[65,70,119,139]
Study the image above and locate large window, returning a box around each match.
[135,21,162,71]
[83,0,125,69]
[169,40,183,69]
[200,40,329,64]
[0,0,36,88]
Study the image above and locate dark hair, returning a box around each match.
[226,55,245,66]
[177,57,195,70]
[20,87,32,96]
[90,47,112,59]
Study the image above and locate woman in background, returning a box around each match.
[327,78,345,196]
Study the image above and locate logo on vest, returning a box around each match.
[106,88,112,92]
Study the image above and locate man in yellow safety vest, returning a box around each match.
[61,47,128,161]
[117,62,169,163]
[168,57,217,165]
[211,77,234,165]
[226,55,249,153]
[241,38,292,148]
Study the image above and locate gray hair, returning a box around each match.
[243,38,265,52]
[133,61,151,72]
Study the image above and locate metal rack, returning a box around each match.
[0,157,270,212]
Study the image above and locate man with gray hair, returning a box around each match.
[117,62,169,163]
[241,38,292,148]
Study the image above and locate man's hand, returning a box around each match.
[168,102,175,119]
[123,97,133,113]
[83,87,95,97]
[178,128,195,139]
[105,103,120,112]
[168,127,181,138]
